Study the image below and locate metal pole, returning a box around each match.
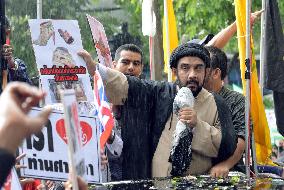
[251,129,258,176]
[259,0,266,98]
[245,0,252,179]
[37,0,42,19]
[150,36,156,80]
[36,0,44,107]
[164,0,172,82]
[37,4,46,189]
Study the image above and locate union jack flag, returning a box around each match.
[93,70,114,148]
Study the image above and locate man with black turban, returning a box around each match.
[78,43,236,179]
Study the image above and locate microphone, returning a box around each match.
[169,87,195,176]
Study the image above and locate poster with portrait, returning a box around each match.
[19,108,101,183]
[28,19,93,105]
[86,15,112,67]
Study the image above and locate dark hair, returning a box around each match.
[169,43,210,69]
[206,46,228,80]
[114,44,143,63]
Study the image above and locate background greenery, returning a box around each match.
[5,0,284,80]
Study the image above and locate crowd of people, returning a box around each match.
[0,9,282,190]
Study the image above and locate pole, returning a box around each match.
[0,0,7,92]
[164,0,172,82]
[149,36,155,80]
[37,2,46,187]
[37,0,42,19]
[251,129,258,176]
[259,0,266,98]
[245,0,251,178]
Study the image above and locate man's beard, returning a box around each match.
[176,78,202,97]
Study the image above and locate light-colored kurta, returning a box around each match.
[98,65,222,177]
[152,88,221,177]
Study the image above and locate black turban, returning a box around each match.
[169,43,210,69]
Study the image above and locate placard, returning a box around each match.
[19,108,101,183]
[28,19,94,104]
[61,89,86,189]
[86,15,112,67]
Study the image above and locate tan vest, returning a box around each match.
[152,88,221,177]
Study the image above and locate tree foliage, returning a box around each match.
[5,0,284,79]
[116,0,284,54]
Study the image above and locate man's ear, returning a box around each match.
[213,68,221,79]
[172,68,177,76]
[141,64,144,71]
[112,61,117,69]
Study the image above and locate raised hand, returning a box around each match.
[77,50,97,76]
[0,82,52,154]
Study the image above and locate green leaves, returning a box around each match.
[5,0,284,79]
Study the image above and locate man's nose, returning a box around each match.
[128,63,134,71]
[187,69,197,80]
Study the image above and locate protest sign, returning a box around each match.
[19,108,101,183]
[61,89,86,189]
[28,19,93,104]
[86,15,114,148]
[86,14,112,67]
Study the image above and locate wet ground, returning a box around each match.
[91,174,284,190]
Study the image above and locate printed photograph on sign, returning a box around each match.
[86,14,112,67]
[32,20,55,46]
[39,76,92,104]
[28,19,93,105]
[48,79,87,103]
[52,47,76,67]
[58,28,75,44]
[19,108,101,183]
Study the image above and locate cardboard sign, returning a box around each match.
[28,19,94,104]
[61,90,86,190]
[19,108,101,183]
[86,15,112,67]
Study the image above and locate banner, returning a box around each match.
[163,0,178,75]
[234,0,273,165]
[28,19,93,104]
[263,0,284,137]
[19,108,101,183]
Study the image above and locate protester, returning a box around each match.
[203,46,246,177]
[0,82,51,188]
[1,16,31,93]
[112,44,143,77]
[206,10,264,49]
[105,44,143,181]
[152,43,236,177]
[78,42,236,179]
[203,10,282,177]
